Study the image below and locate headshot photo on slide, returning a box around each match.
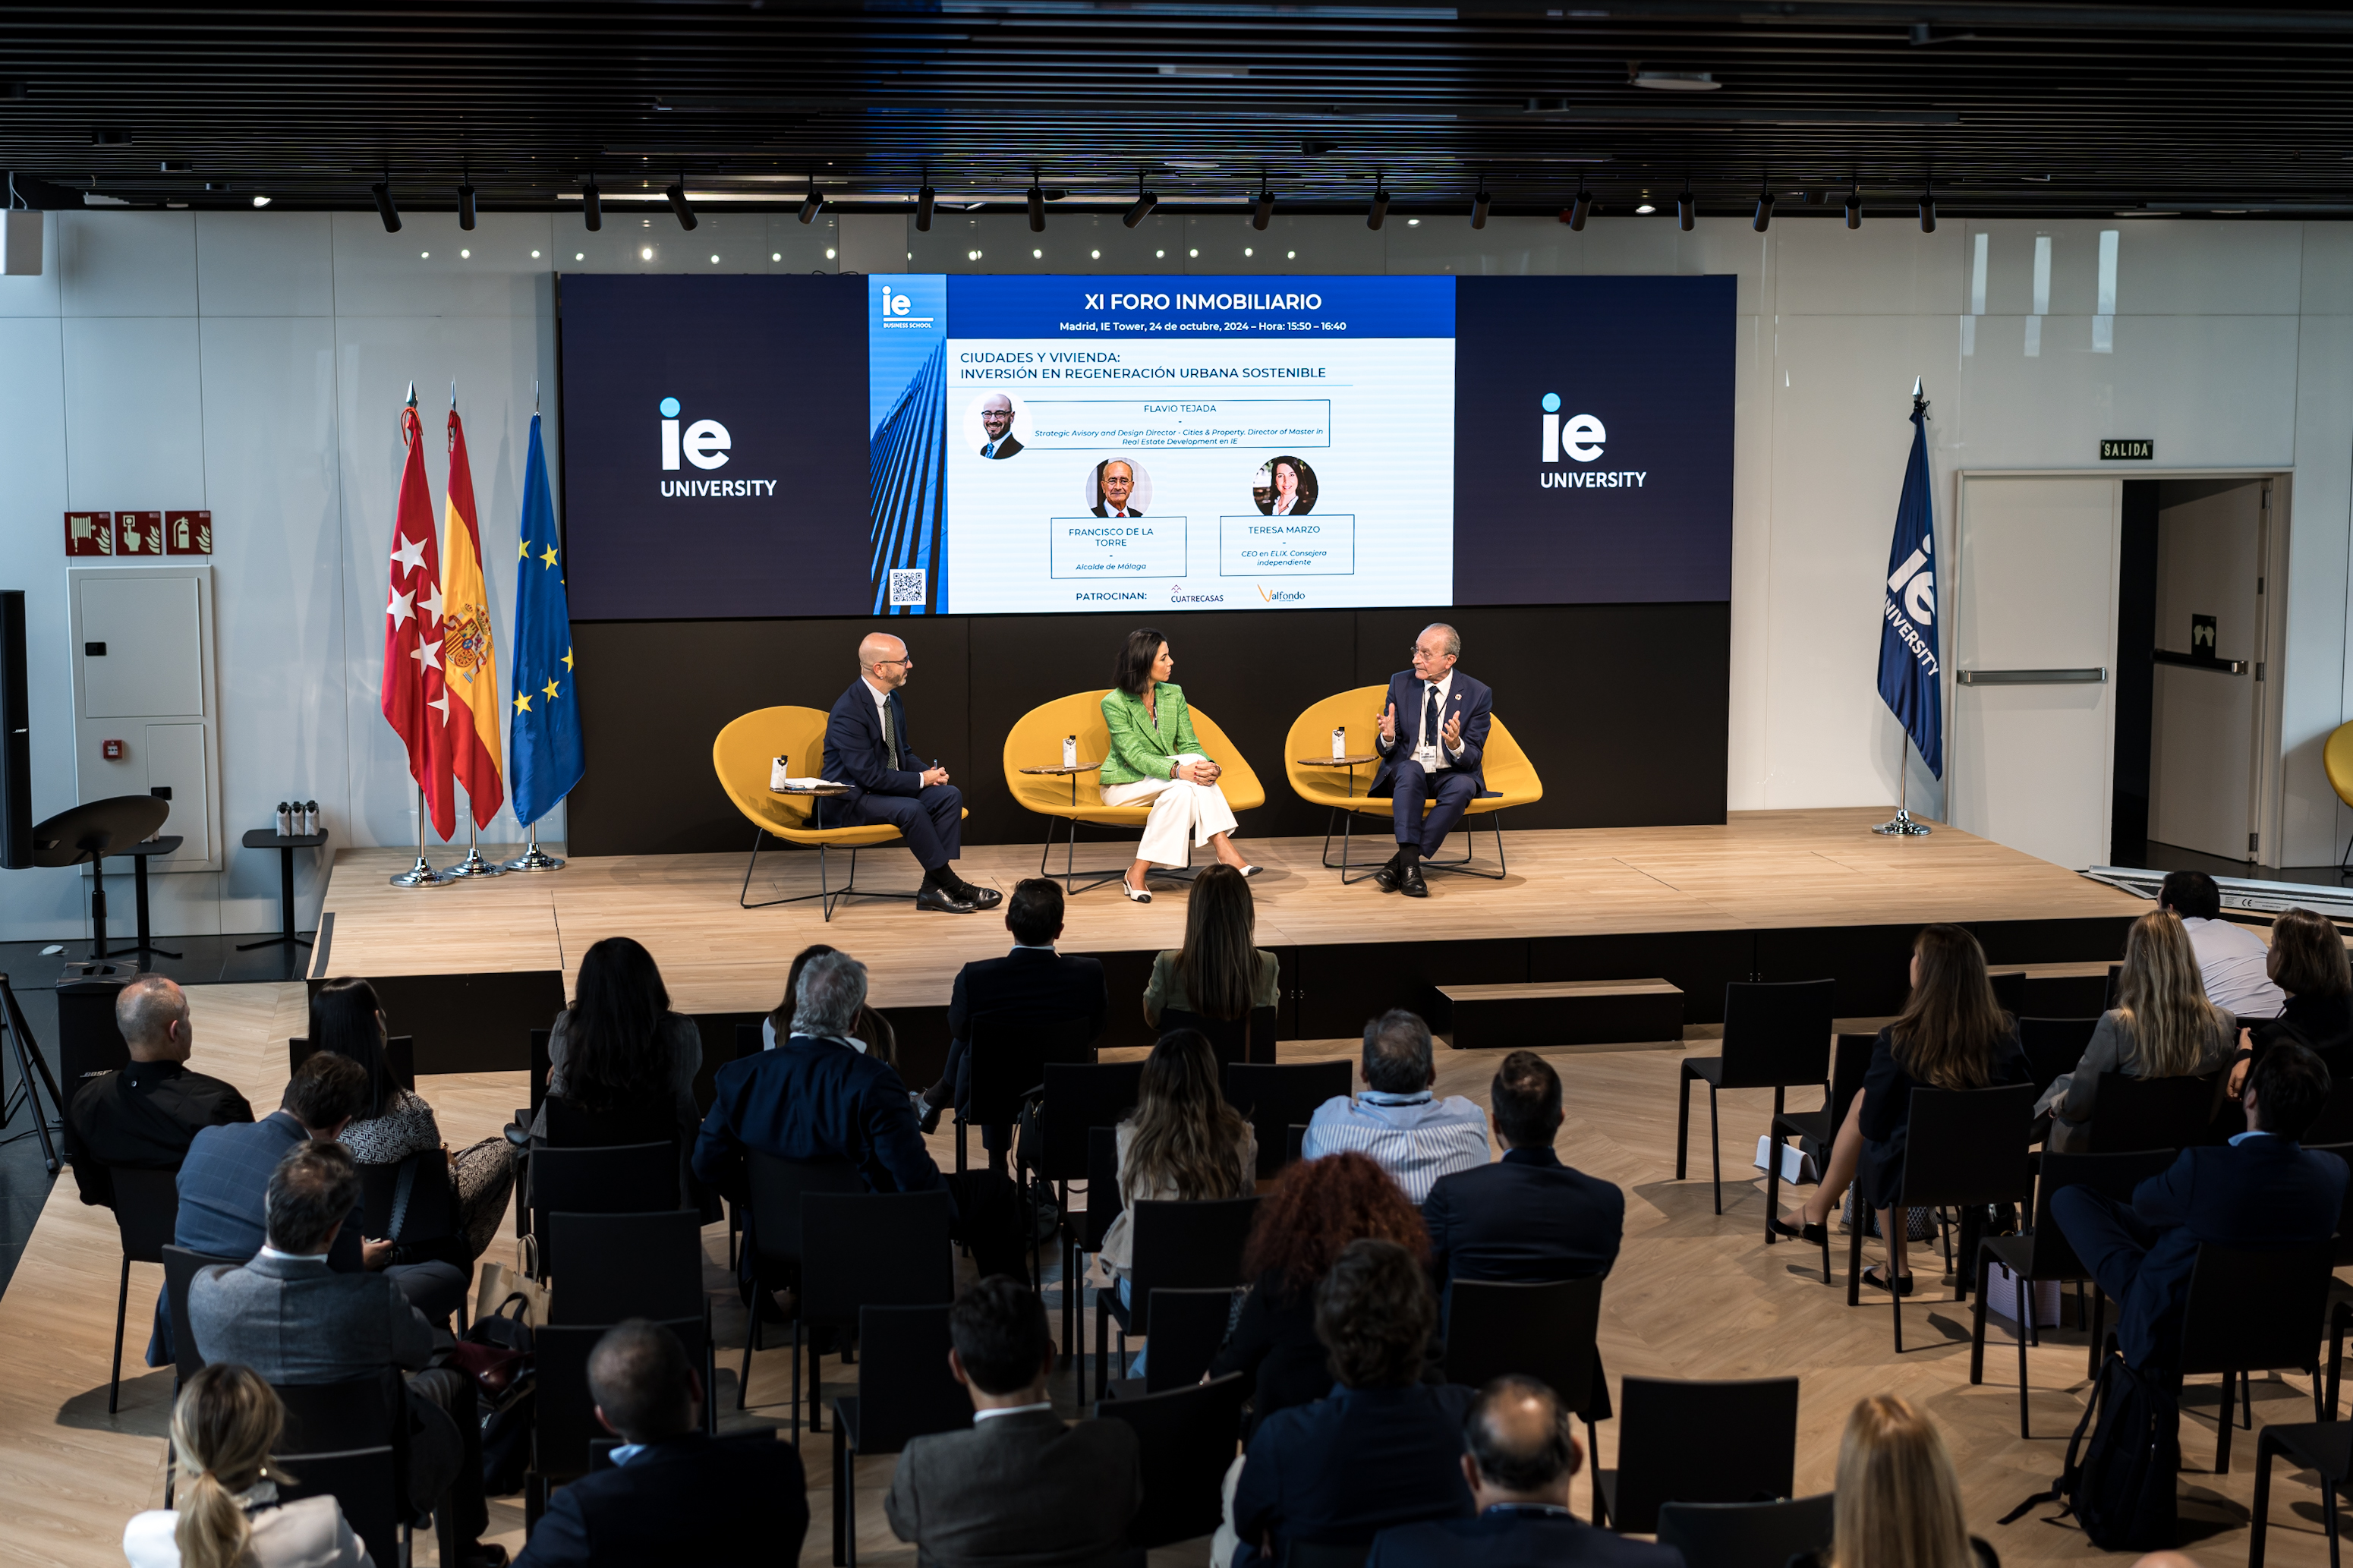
[1253,455,1318,516]
[1088,457,1152,518]
[965,391,1028,458]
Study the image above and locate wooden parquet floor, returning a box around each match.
[5,980,2332,1565]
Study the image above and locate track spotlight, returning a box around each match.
[1568,180,1591,232]
[916,181,935,232]
[582,178,603,231]
[1027,178,1047,232]
[1919,186,1936,233]
[1124,175,1158,229]
[1676,184,1695,231]
[1368,183,1390,231]
[1845,182,1862,229]
[799,184,823,225]
[457,178,477,231]
[666,181,698,230]
[371,178,401,234]
[1753,181,1773,233]
[1471,181,1490,230]
[1253,184,1274,231]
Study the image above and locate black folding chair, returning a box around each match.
[1226,1060,1353,1180]
[272,1371,417,1568]
[1970,1148,2178,1434]
[159,1243,236,1506]
[1989,969,2026,1019]
[528,1313,709,1532]
[1063,1126,1124,1384]
[799,1189,955,1447]
[739,1151,865,1415]
[830,1304,972,1568]
[526,1140,680,1277]
[2250,1420,2353,1568]
[1095,1196,1258,1402]
[549,1207,715,1422]
[1656,1494,1837,1568]
[959,1009,1099,1174]
[1593,1375,1800,1532]
[1034,1060,1145,1295]
[288,1034,415,1091]
[2178,1239,2333,1472]
[1163,1005,1278,1072]
[2088,1070,2225,1154]
[1103,1286,1236,1400]
[1094,1373,1250,1550]
[1442,1277,1607,1516]
[2306,1082,2353,1147]
[2018,1016,2100,1102]
[1286,1123,1307,1167]
[106,1165,178,1414]
[1763,1032,1873,1284]
[1676,979,1836,1225]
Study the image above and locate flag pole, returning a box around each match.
[449,798,506,877]
[1874,376,1935,837]
[389,781,452,886]
[504,817,565,873]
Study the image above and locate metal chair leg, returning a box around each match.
[109,1255,129,1415]
[1674,1068,1692,1180]
[1706,1083,1721,1214]
[2217,1369,2235,1473]
[2016,1273,2031,1437]
[2251,1430,2276,1568]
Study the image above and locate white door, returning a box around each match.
[1949,477,2122,869]
[2148,480,2266,861]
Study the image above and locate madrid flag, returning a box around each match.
[441,405,506,827]
[382,391,455,839]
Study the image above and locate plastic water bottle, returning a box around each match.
[276,801,293,836]
[1331,726,1347,759]
[303,801,320,836]
[1063,735,1077,768]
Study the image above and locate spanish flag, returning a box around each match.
[440,404,506,826]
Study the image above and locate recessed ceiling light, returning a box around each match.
[531,249,541,257]
[420,250,430,259]
[250,194,270,207]
[1635,203,1656,214]
[1407,218,1419,226]
[826,247,837,258]
[1189,247,1199,257]
[1156,249,1165,257]
[772,251,781,260]
[1091,249,1101,258]
[711,254,720,263]
[575,251,584,260]
[641,246,653,260]
[460,248,470,258]
[1244,247,1254,256]
[1632,71,1718,91]
[1287,250,1296,259]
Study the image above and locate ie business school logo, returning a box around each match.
[1537,392,1647,491]
[657,396,777,498]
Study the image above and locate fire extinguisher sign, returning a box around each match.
[165,510,213,556]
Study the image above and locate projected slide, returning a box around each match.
[557,272,1732,622]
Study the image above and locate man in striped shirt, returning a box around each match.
[1302,1009,1491,1204]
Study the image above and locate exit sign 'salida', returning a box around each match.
[2101,439,2154,461]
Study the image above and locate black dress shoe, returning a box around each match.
[1371,853,1403,893]
[918,1100,943,1135]
[1770,1214,1827,1245]
[1397,861,1429,899]
[916,884,978,913]
[963,882,1003,909]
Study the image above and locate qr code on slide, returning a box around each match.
[888,570,928,607]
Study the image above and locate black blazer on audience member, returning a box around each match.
[1369,1508,1687,1568]
[950,948,1109,1044]
[1207,1271,1328,1434]
[512,1431,807,1568]
[1232,1382,1476,1568]
[68,1059,253,1208]
[1855,1024,2030,1211]
[885,1406,1140,1568]
[1422,1147,1623,1296]
[2251,991,2353,1078]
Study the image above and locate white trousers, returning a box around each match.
[1100,754,1238,867]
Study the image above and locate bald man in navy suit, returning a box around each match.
[1369,622,1493,899]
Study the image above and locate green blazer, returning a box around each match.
[1098,682,1213,786]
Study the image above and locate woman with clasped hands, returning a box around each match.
[1099,628,1258,903]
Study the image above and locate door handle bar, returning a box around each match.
[1955,668,2107,686]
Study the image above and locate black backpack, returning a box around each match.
[2002,1350,2179,1551]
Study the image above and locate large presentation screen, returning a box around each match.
[559,272,1731,621]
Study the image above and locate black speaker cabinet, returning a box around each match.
[0,590,27,870]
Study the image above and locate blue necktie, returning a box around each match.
[1423,685,1440,760]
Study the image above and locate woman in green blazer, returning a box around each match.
[1100,628,1259,902]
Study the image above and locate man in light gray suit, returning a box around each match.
[188,1139,503,1567]
[885,1276,1140,1568]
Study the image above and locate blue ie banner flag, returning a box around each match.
[509,414,586,825]
[1878,394,1943,779]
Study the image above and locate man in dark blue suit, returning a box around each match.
[821,631,1002,915]
[1425,1052,1621,1294]
[1369,622,1493,899]
[694,949,1028,1280]
[515,1318,806,1567]
[918,879,1108,1170]
[2055,1039,2348,1370]
[1368,1378,1684,1568]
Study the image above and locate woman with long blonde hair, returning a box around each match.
[1100,1028,1257,1374]
[1776,924,2028,1295]
[123,1362,371,1567]
[1794,1395,1986,1568]
[2040,911,2238,1152]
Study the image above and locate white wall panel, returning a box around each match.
[60,316,206,507]
[58,211,199,317]
[2291,311,2353,867]
[1772,220,1963,316]
[330,211,553,317]
[197,212,335,316]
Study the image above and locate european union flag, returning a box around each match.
[509,414,584,824]
[1878,392,1942,779]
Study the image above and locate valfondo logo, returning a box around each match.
[1537,392,1649,492]
[658,395,778,498]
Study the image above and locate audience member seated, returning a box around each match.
[187,1140,502,1567]
[2054,1040,2345,1371]
[1227,1239,1474,1568]
[2239,906,2353,1081]
[1101,1028,1257,1374]
[695,950,1029,1280]
[2038,911,2237,1154]
[311,977,513,1266]
[513,1318,807,1568]
[535,937,703,1145]
[153,1051,373,1367]
[1788,1394,1995,1568]
[915,878,1109,1169]
[1366,1376,1681,1568]
[1141,863,1280,1034]
[1778,924,2028,1296]
[1302,1010,1488,1204]
[2159,869,2284,1022]
[885,1276,1140,1568]
[764,943,898,1066]
[70,974,251,1211]
[123,1362,370,1568]
[1211,1151,1432,1433]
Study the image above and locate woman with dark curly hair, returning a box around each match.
[1207,1149,1431,1431]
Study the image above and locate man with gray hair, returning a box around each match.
[1367,622,1495,899]
[68,973,251,1209]
[1301,1009,1489,1204]
[695,949,1030,1280]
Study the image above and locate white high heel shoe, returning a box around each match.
[1121,878,1152,904]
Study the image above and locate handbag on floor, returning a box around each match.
[1841,1189,1937,1242]
[474,1258,549,1328]
[2002,1349,2179,1551]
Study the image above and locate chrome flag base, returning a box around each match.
[390,855,452,888]
[449,844,507,877]
[502,823,564,873]
[1872,807,1932,837]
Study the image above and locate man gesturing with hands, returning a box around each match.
[1366,624,1492,899]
